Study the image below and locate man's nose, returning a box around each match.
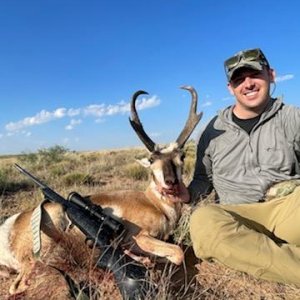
[244,76,255,87]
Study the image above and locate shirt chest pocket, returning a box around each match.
[257,127,294,172]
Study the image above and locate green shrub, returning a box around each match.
[0,170,8,193]
[62,172,95,186]
[49,164,67,177]
[38,145,69,164]
[123,163,149,181]
[18,145,69,169]
[0,169,32,194]
[19,152,39,166]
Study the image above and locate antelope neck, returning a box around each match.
[145,184,180,223]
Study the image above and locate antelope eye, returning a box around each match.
[149,157,154,164]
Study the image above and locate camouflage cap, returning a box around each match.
[224,48,270,81]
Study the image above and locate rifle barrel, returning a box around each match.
[14,163,47,189]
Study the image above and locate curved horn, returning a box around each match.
[176,86,203,148]
[129,90,156,152]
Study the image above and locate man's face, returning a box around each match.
[227,67,275,117]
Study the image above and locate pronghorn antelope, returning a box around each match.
[0,86,202,296]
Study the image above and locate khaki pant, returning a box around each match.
[190,186,300,286]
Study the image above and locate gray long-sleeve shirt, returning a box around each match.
[188,98,300,204]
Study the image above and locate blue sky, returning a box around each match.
[0,0,299,155]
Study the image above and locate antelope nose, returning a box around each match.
[165,178,178,186]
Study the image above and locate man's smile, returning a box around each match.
[243,89,259,99]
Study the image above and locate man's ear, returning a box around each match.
[227,82,234,95]
[269,68,276,83]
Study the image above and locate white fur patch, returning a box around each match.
[136,158,151,168]
[0,214,21,270]
[159,142,179,154]
[153,168,166,187]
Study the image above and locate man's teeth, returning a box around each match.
[245,91,258,96]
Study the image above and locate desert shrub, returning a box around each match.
[49,164,67,177]
[183,155,196,179]
[88,152,132,177]
[19,152,39,166]
[0,169,8,193]
[0,169,32,195]
[173,205,192,246]
[62,172,95,186]
[183,140,196,180]
[37,145,69,164]
[109,151,135,167]
[79,152,101,163]
[184,140,196,156]
[18,145,69,170]
[48,158,81,179]
[122,163,149,181]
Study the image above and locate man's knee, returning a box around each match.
[189,205,229,259]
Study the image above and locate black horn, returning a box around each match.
[129,90,156,152]
[176,86,203,148]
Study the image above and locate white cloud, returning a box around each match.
[5,108,66,132]
[54,108,67,118]
[275,74,294,82]
[4,95,160,133]
[201,101,213,107]
[83,104,106,117]
[136,95,160,110]
[65,119,82,130]
[83,95,159,117]
[106,102,129,115]
[67,108,81,117]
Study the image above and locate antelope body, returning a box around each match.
[0,86,202,296]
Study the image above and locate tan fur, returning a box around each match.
[88,178,186,265]
[6,202,106,295]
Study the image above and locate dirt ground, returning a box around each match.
[1,250,300,300]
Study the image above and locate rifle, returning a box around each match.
[15,163,153,299]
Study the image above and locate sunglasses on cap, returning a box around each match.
[224,48,270,75]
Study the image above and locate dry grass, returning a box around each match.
[1,143,300,299]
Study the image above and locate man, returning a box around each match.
[188,48,300,285]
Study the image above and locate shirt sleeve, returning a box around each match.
[287,106,300,172]
[188,117,216,203]
[281,105,300,173]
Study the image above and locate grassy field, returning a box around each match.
[0,143,300,299]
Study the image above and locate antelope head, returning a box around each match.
[129,86,203,201]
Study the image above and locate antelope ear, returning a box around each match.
[136,158,151,168]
